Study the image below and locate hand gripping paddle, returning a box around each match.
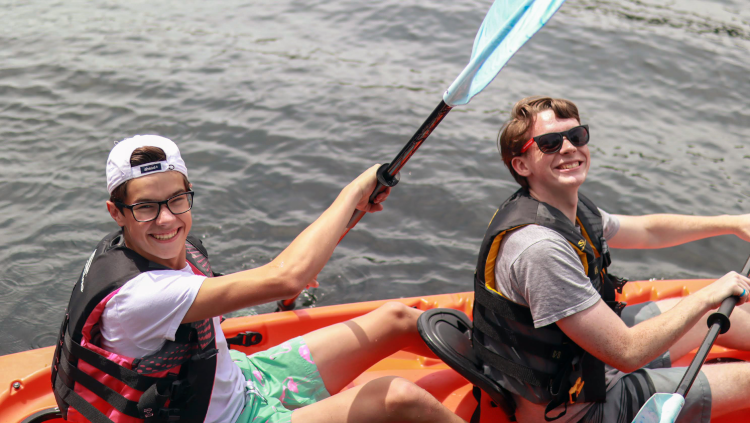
[631,256,749,422]
[278,0,567,311]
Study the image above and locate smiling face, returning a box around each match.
[106,171,191,269]
[511,109,590,202]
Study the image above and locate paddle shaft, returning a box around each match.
[741,253,750,276]
[276,100,453,311]
[673,254,750,396]
[675,255,750,395]
[675,295,739,397]
[343,100,453,236]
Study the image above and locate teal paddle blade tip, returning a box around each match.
[632,393,685,423]
[443,0,566,107]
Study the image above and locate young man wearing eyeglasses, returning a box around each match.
[472,96,750,423]
[51,135,467,423]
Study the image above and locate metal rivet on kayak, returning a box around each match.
[12,382,21,390]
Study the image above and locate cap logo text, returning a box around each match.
[140,163,162,174]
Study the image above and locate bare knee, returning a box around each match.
[383,377,431,416]
[379,302,420,331]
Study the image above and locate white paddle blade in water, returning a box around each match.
[442,0,566,107]
[632,393,685,423]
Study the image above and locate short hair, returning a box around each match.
[497,96,580,189]
[109,146,190,205]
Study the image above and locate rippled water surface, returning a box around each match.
[1,0,748,355]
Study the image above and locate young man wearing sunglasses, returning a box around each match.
[472,96,750,422]
[52,135,467,423]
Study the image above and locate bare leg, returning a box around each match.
[656,299,750,361]
[701,363,750,418]
[291,376,467,423]
[302,302,431,394]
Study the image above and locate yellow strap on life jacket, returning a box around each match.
[483,225,526,298]
[485,221,596,298]
[576,216,600,258]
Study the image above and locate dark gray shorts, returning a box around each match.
[578,302,712,423]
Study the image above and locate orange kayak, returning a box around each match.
[2,279,748,423]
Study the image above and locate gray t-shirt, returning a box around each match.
[489,209,621,423]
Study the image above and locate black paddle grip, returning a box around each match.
[707,295,739,334]
[377,162,400,188]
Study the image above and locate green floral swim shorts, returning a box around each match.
[230,336,331,423]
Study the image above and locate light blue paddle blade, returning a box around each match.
[632,393,686,423]
[443,0,566,107]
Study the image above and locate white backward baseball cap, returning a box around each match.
[106,135,189,194]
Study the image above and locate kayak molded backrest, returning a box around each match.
[417,308,517,421]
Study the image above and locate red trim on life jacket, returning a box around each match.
[81,289,120,343]
[69,281,187,422]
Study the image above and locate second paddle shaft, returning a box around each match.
[675,295,739,397]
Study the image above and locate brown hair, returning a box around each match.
[497,96,580,189]
[109,146,190,205]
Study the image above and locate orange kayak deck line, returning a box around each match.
[1,279,748,423]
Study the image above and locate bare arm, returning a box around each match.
[182,165,389,323]
[556,272,750,372]
[608,214,750,249]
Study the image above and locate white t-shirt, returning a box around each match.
[100,264,245,423]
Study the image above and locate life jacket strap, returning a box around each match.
[473,306,569,361]
[58,332,199,422]
[542,346,576,421]
[472,341,550,387]
[54,376,116,423]
[64,332,165,391]
[474,279,534,325]
[56,353,142,417]
[544,397,568,422]
[56,350,193,422]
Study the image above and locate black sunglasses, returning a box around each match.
[115,191,194,223]
[520,125,590,154]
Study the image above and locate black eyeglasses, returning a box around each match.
[115,191,194,222]
[520,125,590,154]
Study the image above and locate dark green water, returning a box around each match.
[1,0,748,355]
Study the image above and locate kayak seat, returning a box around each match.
[417,308,516,421]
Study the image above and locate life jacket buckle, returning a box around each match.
[609,301,627,316]
[610,274,628,294]
[568,377,585,404]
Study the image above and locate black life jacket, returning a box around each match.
[472,189,626,421]
[51,230,219,423]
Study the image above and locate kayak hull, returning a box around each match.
[2,279,748,423]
